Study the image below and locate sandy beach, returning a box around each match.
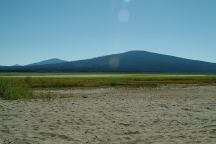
[0,85,216,144]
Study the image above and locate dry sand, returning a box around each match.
[0,85,216,144]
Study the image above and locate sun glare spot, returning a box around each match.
[124,0,131,3]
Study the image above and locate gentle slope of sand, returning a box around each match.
[0,85,216,144]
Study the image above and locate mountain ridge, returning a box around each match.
[27,58,67,66]
[0,51,216,73]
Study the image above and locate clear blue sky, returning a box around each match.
[0,0,216,65]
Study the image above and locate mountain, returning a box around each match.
[0,51,216,73]
[28,58,67,66]
[12,64,22,66]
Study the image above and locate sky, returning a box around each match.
[0,0,216,65]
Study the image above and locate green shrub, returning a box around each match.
[0,79,32,100]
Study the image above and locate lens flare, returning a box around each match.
[118,9,130,23]
[109,56,120,69]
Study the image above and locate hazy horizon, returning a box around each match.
[1,0,216,65]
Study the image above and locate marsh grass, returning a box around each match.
[0,78,32,100]
[0,73,216,100]
[14,76,216,88]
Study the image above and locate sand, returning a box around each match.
[0,85,216,144]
